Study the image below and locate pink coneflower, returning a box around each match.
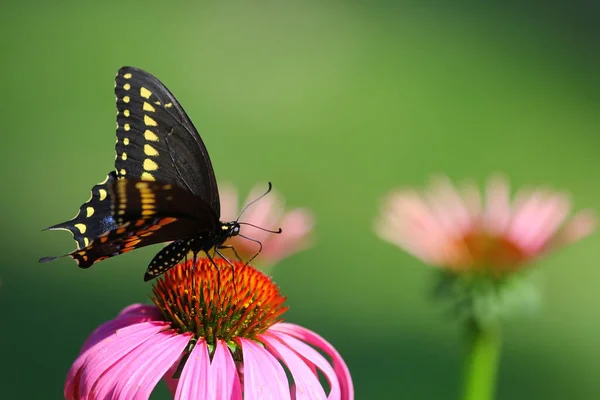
[219,182,315,266]
[65,259,352,400]
[375,174,596,274]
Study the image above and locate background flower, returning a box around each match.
[219,182,315,267]
[375,175,596,274]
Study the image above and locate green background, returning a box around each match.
[2,1,600,398]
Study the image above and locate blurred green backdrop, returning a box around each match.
[2,1,600,398]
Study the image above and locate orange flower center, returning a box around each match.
[152,258,288,344]
[448,232,529,274]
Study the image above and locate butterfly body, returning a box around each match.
[40,66,255,280]
[146,222,240,281]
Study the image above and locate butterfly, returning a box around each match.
[40,66,280,281]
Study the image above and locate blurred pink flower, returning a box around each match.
[219,182,315,266]
[65,259,352,400]
[375,175,596,274]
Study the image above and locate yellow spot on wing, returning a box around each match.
[143,159,158,171]
[74,223,87,234]
[124,109,130,117]
[123,96,130,103]
[83,237,90,247]
[144,130,158,141]
[120,169,126,175]
[141,172,155,181]
[123,83,131,90]
[121,153,127,160]
[144,144,159,156]
[142,210,155,216]
[143,102,156,112]
[140,87,152,99]
[144,115,157,126]
[164,103,173,108]
[124,73,132,79]
[124,124,130,131]
[99,189,107,201]
[86,207,94,217]
[123,137,130,145]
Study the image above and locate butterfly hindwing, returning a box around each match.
[41,177,220,267]
[68,217,202,268]
[43,172,118,250]
[114,66,220,215]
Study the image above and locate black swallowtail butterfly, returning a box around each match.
[40,66,279,281]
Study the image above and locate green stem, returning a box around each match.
[461,320,502,400]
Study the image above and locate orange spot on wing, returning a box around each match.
[125,239,141,247]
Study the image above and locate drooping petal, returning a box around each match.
[261,333,327,400]
[238,338,291,400]
[92,330,190,400]
[174,340,210,400]
[114,331,192,399]
[65,321,169,400]
[270,323,353,400]
[80,305,162,353]
[208,340,243,400]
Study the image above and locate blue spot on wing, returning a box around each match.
[101,216,118,233]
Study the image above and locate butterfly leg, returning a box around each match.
[217,245,244,264]
[204,250,222,290]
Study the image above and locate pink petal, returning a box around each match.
[174,340,210,400]
[375,190,448,264]
[218,182,239,222]
[552,209,598,247]
[517,193,571,254]
[483,174,511,236]
[81,306,162,353]
[65,321,169,400]
[270,323,353,400]
[425,176,471,237]
[93,330,191,400]
[260,334,327,400]
[117,304,161,318]
[259,209,315,264]
[117,332,192,399]
[238,338,291,400]
[208,340,243,400]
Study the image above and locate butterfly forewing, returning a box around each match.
[114,67,220,215]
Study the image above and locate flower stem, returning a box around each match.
[461,320,501,400]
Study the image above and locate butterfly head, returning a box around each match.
[221,221,241,238]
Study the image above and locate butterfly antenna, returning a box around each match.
[238,222,282,234]
[235,182,274,222]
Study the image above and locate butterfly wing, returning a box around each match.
[114,66,220,216]
[41,171,119,250]
[41,178,219,267]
